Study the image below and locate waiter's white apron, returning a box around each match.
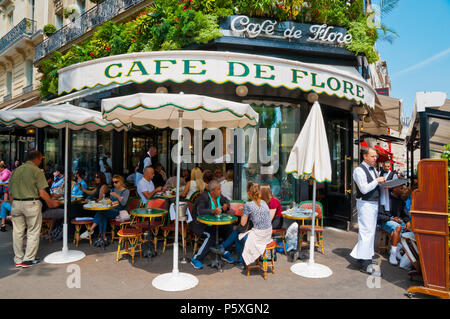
[350,199,378,260]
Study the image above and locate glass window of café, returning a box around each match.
[71,130,112,183]
[240,104,302,203]
[43,127,59,172]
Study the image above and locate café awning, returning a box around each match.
[58,51,376,108]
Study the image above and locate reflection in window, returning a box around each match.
[241,104,300,203]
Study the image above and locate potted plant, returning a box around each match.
[63,5,81,21]
[43,24,57,37]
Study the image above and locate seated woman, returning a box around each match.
[0,184,12,232]
[50,166,64,195]
[79,172,109,201]
[260,184,282,229]
[41,173,65,232]
[81,175,129,246]
[216,182,273,270]
[181,167,205,199]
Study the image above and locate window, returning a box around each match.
[26,60,33,87]
[77,0,86,14]
[6,72,12,96]
[8,12,13,28]
[55,13,63,29]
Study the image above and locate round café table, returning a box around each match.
[83,202,119,249]
[197,214,237,272]
[130,208,168,261]
[282,208,318,258]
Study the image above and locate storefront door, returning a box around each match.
[324,108,353,230]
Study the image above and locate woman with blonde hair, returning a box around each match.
[81,174,129,246]
[260,184,283,229]
[181,167,205,199]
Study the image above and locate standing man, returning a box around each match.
[379,160,397,217]
[135,146,158,186]
[350,147,385,276]
[9,150,59,268]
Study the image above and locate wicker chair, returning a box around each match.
[298,201,324,254]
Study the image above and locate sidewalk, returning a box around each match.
[0,225,433,299]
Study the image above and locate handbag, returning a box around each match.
[237,218,253,233]
[115,210,130,222]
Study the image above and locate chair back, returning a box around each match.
[299,200,323,225]
[180,200,193,215]
[126,197,141,211]
[230,200,245,217]
[146,198,168,210]
[189,191,201,205]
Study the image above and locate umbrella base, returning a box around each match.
[290,262,332,278]
[152,271,198,292]
[44,250,86,264]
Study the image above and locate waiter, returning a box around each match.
[350,147,385,276]
[379,160,397,216]
[9,150,59,268]
[135,145,158,186]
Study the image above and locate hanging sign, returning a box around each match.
[224,15,352,46]
[58,50,375,108]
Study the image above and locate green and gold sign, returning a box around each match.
[58,51,375,108]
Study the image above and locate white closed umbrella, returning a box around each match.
[0,103,128,264]
[102,92,258,292]
[285,101,332,278]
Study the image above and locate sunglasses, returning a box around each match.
[113,181,119,184]
[95,176,100,178]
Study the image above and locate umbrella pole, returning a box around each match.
[62,124,69,253]
[172,110,183,274]
[44,124,85,264]
[152,109,198,292]
[308,180,316,266]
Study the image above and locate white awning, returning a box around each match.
[57,51,376,108]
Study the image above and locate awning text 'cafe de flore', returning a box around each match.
[44,15,376,230]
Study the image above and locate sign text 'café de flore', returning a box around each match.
[57,49,375,109]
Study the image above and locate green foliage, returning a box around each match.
[345,18,379,63]
[38,0,396,97]
[43,24,57,36]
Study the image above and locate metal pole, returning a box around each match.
[308,180,317,266]
[62,124,69,254]
[172,110,183,274]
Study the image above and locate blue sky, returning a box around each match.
[376,0,450,119]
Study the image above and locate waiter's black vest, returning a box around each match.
[137,152,150,175]
[355,163,380,201]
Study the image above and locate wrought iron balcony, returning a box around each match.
[34,0,146,62]
[0,18,36,54]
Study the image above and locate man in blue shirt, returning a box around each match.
[72,169,87,197]
[50,166,64,194]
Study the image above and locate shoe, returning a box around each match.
[0,225,6,232]
[16,263,27,269]
[190,258,203,270]
[360,264,382,277]
[221,251,235,264]
[21,259,40,267]
[236,262,245,270]
[80,230,90,239]
[389,253,398,265]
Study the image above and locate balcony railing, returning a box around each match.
[0,18,36,54]
[34,0,146,62]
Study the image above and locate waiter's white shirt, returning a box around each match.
[380,171,397,211]
[143,152,152,169]
[352,161,379,201]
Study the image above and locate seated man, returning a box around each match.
[189,180,230,270]
[377,180,411,266]
[137,166,162,205]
